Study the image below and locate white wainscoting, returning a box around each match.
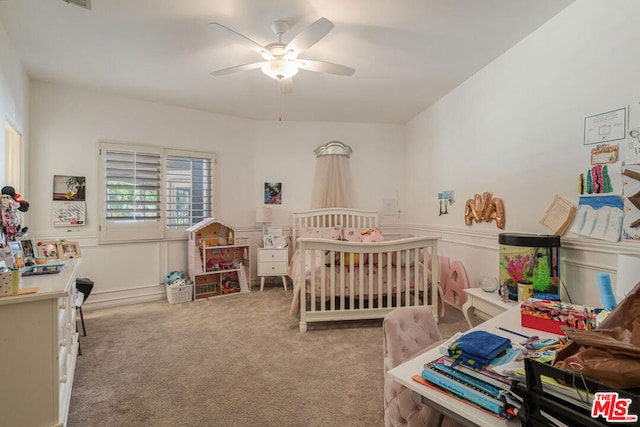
[63,221,640,310]
[394,224,640,308]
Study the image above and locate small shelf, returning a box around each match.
[206,268,241,274]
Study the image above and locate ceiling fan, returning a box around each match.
[209,17,355,94]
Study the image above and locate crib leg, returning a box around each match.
[299,321,308,332]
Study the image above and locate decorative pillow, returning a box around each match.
[342,227,367,242]
[299,226,343,240]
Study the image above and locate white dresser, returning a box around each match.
[257,247,289,291]
[0,259,81,427]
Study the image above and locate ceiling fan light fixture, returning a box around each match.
[261,59,299,80]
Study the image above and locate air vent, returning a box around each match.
[63,0,91,10]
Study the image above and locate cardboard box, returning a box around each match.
[520,298,599,335]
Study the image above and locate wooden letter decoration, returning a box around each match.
[464,192,505,229]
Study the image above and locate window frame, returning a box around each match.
[98,141,216,244]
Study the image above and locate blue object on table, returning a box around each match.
[21,263,66,276]
[448,330,512,370]
[596,272,617,311]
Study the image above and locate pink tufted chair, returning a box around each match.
[383,306,464,427]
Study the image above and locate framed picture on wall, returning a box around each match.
[264,182,282,205]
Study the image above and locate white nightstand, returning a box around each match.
[257,247,289,291]
[461,287,516,328]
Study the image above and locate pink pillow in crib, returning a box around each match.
[299,226,343,240]
[342,228,367,242]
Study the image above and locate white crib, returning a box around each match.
[289,208,440,332]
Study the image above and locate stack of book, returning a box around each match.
[414,355,519,419]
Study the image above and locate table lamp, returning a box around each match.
[255,207,272,236]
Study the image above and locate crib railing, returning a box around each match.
[297,236,439,332]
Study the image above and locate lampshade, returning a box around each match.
[261,59,299,80]
[255,207,272,224]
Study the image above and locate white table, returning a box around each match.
[462,287,516,328]
[387,305,557,427]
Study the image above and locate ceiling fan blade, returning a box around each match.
[296,59,355,76]
[210,62,264,76]
[209,22,273,59]
[279,77,293,94]
[284,17,333,58]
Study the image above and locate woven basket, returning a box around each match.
[166,284,193,304]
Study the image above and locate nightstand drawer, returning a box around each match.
[258,249,287,263]
[258,262,288,276]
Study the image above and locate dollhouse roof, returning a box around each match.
[185,217,234,233]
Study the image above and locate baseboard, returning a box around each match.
[83,283,166,310]
[83,279,265,310]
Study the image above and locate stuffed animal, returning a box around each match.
[164,271,189,286]
[361,227,386,265]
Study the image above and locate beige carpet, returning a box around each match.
[69,287,469,427]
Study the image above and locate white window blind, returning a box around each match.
[99,142,215,243]
[105,150,162,221]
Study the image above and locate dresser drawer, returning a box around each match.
[258,249,288,263]
[258,261,288,276]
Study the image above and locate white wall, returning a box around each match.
[0,22,29,193]
[28,81,404,307]
[404,0,640,306]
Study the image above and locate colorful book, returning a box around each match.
[412,375,516,421]
[431,363,504,398]
[431,356,511,389]
[421,361,507,416]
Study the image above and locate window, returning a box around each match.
[4,122,23,191]
[99,142,215,243]
[165,152,213,229]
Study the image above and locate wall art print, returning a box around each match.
[264,182,282,205]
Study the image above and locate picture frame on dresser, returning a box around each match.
[19,237,35,258]
[58,240,82,259]
[36,240,60,260]
[263,235,274,248]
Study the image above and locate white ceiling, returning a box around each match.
[0,0,574,124]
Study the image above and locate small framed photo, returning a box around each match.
[8,241,22,256]
[263,235,274,248]
[36,240,60,261]
[57,241,82,259]
[19,238,35,259]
